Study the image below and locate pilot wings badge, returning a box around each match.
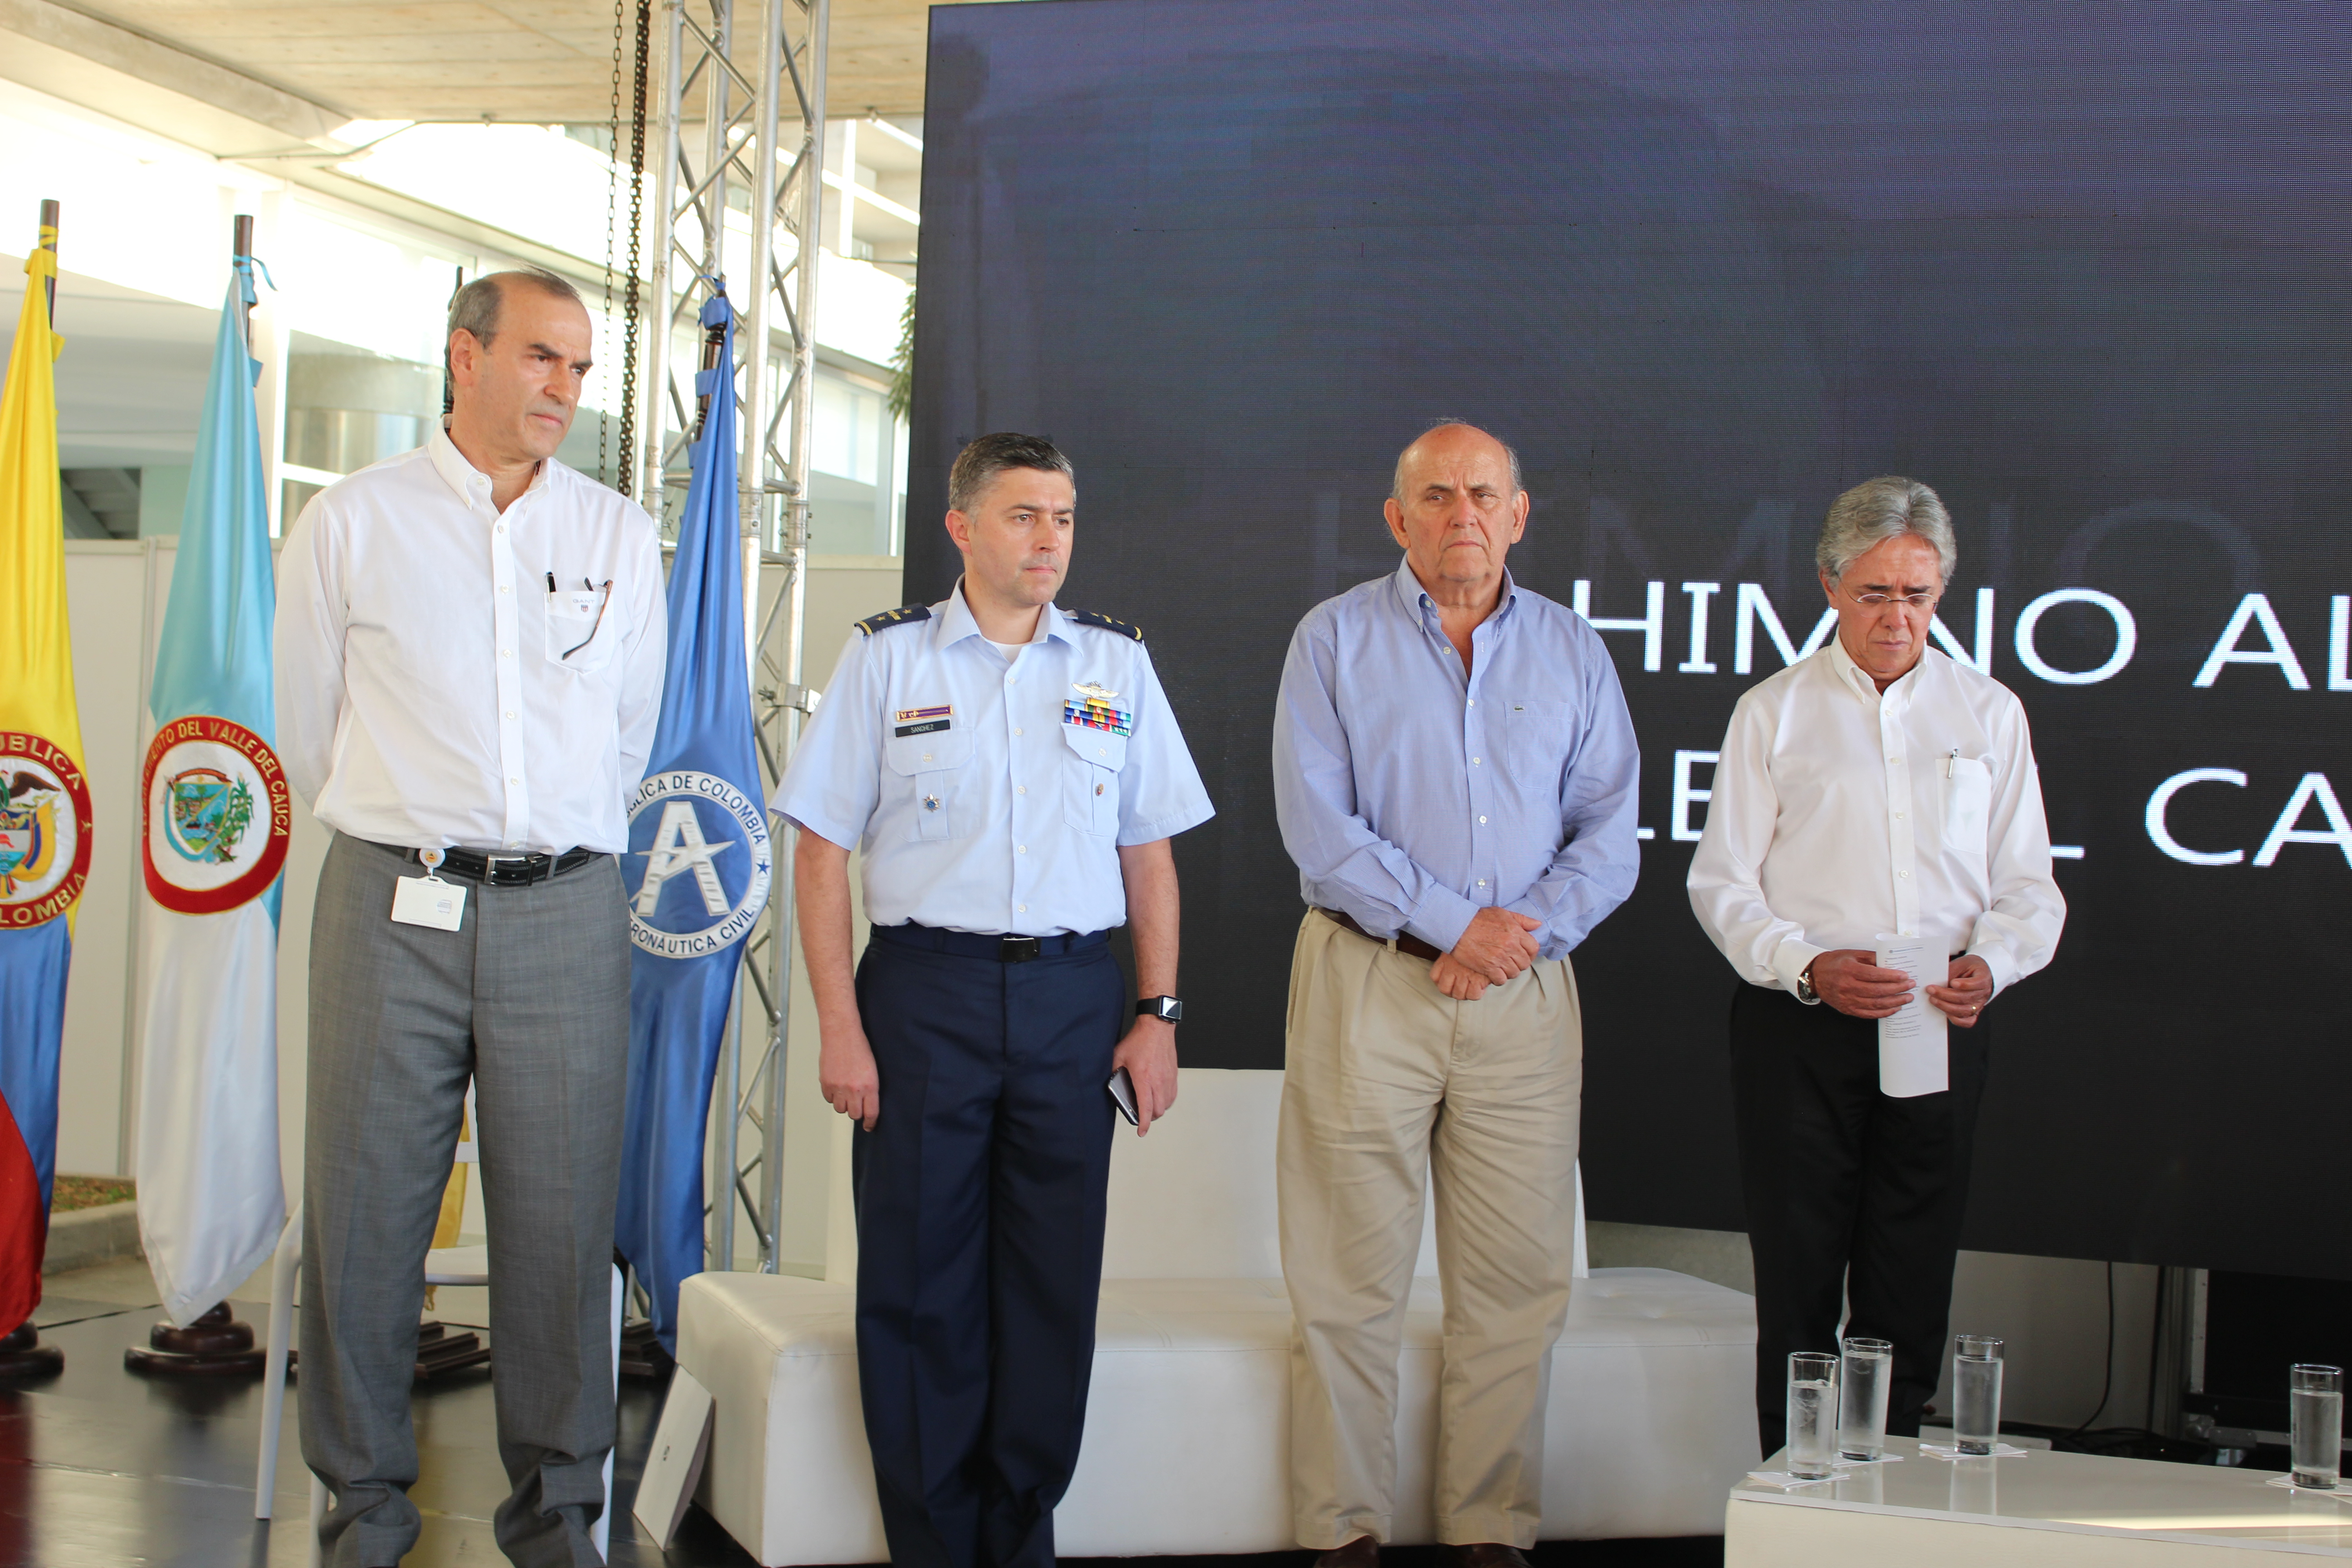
[1072,681,1118,702]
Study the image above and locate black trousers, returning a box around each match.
[851,925,1126,1568]
[1729,983,1989,1459]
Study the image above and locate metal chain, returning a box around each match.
[601,0,623,488]
[617,0,651,503]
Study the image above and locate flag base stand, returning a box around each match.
[0,1322,63,1378]
[412,1321,490,1380]
[618,1318,673,1382]
[124,1301,266,1376]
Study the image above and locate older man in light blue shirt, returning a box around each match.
[1272,422,1639,1568]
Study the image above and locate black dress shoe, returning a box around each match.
[1440,1546,1530,1568]
[1314,1535,1381,1568]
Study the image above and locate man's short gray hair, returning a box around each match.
[1392,419,1524,502]
[947,431,1075,514]
[1816,476,1957,584]
[445,267,584,374]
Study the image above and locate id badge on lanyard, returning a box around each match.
[391,847,467,931]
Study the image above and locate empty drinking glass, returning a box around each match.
[1840,1337,1893,1461]
[1788,1352,1839,1479]
[1953,1335,2004,1456]
[2291,1365,2342,1490]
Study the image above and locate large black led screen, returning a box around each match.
[904,0,2352,1279]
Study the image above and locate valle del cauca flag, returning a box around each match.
[0,227,91,1334]
[615,292,770,1354]
[135,252,291,1326]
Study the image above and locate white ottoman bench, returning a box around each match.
[678,1068,1757,1564]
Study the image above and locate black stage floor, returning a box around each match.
[0,1272,1722,1568]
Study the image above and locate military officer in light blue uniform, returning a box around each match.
[775,432,1213,1568]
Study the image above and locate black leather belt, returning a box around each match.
[870,923,1108,964]
[1315,906,1446,963]
[396,843,600,887]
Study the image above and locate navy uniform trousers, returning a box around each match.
[1729,982,1990,1459]
[852,922,1127,1568]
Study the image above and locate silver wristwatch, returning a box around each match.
[1795,961,1820,1005]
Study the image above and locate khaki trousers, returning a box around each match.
[1278,909,1583,1551]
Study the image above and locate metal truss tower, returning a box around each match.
[637,0,828,1276]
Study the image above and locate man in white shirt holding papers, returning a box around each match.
[1688,476,2065,1460]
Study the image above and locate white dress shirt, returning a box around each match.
[1687,638,2065,999]
[275,426,666,855]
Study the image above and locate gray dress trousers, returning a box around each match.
[299,833,629,1567]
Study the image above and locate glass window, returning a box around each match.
[808,367,903,555]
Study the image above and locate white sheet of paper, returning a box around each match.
[390,874,466,931]
[633,1366,716,1548]
[1874,934,1948,1098]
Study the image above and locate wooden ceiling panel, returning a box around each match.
[58,0,983,122]
[124,4,522,38]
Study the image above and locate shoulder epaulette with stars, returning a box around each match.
[853,603,933,637]
[1068,609,1144,642]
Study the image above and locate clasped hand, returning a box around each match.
[1429,906,1543,1001]
[1809,950,1994,1028]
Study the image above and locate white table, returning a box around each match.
[1728,1436,2352,1565]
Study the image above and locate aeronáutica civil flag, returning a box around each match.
[615,291,770,1352]
[0,219,90,1335]
[134,249,290,1326]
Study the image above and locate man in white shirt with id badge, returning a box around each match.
[1687,476,2065,1461]
[275,267,665,1567]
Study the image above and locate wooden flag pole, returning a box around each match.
[37,198,57,323]
[0,200,67,1382]
[232,213,255,339]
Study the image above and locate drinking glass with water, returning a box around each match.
[1787,1352,1839,1479]
[2291,1364,2342,1490]
[1952,1335,2004,1456]
[1840,1337,1892,1461]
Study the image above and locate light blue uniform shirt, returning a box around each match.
[1272,560,1642,960]
[776,585,1214,936]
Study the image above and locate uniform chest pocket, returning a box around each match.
[1061,723,1126,836]
[544,586,617,673]
[887,726,975,841]
[1504,699,1572,788]
[1943,756,1994,857]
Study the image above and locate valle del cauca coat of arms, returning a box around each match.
[162,766,256,866]
[0,770,62,896]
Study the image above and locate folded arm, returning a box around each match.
[1687,693,1822,995]
[1503,645,1642,956]
[1270,616,1481,954]
[1962,700,2066,997]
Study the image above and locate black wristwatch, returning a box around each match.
[1136,995,1183,1023]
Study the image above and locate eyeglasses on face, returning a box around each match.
[1840,584,1940,611]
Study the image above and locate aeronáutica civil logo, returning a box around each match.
[623,771,772,959]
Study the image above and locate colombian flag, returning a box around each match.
[0,219,90,1333]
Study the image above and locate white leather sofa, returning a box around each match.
[677,1068,1757,1565]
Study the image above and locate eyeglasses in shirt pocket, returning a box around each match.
[545,586,616,672]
